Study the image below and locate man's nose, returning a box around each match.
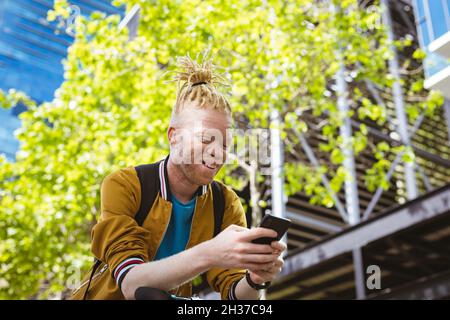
[205,143,224,163]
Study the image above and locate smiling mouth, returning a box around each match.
[202,160,216,170]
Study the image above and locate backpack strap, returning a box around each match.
[82,259,102,300]
[134,161,162,226]
[211,181,225,237]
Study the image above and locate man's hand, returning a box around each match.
[247,240,286,284]
[203,224,281,271]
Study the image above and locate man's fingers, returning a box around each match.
[274,257,284,268]
[251,268,277,278]
[248,259,283,274]
[240,253,278,264]
[239,243,274,254]
[228,224,248,232]
[271,241,287,253]
[243,262,276,271]
[240,227,277,242]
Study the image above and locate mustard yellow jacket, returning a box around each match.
[71,157,247,300]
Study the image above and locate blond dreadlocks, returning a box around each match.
[169,52,232,124]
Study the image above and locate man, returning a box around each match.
[71,54,286,300]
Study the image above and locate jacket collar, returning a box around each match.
[158,154,208,201]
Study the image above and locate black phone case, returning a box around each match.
[252,214,291,245]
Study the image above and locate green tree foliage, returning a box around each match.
[0,0,442,298]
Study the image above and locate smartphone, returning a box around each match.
[251,214,291,245]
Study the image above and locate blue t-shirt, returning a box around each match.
[154,195,196,260]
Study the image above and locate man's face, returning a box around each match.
[168,103,232,186]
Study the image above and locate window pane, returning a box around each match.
[420,20,431,46]
[428,0,448,39]
[416,0,426,19]
[424,51,450,77]
[447,0,450,28]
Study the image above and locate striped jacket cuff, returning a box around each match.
[227,280,239,300]
[113,257,145,288]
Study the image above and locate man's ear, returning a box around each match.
[167,127,176,145]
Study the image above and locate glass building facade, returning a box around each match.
[0,0,123,160]
[413,0,450,79]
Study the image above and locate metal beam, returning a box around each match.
[336,61,361,225]
[332,2,363,300]
[362,112,426,220]
[118,4,140,40]
[276,184,450,282]
[296,132,349,223]
[363,78,396,126]
[362,149,404,220]
[415,161,432,191]
[368,269,450,300]
[382,0,418,199]
[286,210,343,233]
[271,109,287,228]
[352,247,366,299]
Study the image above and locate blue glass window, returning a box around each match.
[416,0,426,19]
[420,20,431,46]
[0,0,124,160]
[429,0,448,39]
[446,0,450,29]
[414,0,431,46]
